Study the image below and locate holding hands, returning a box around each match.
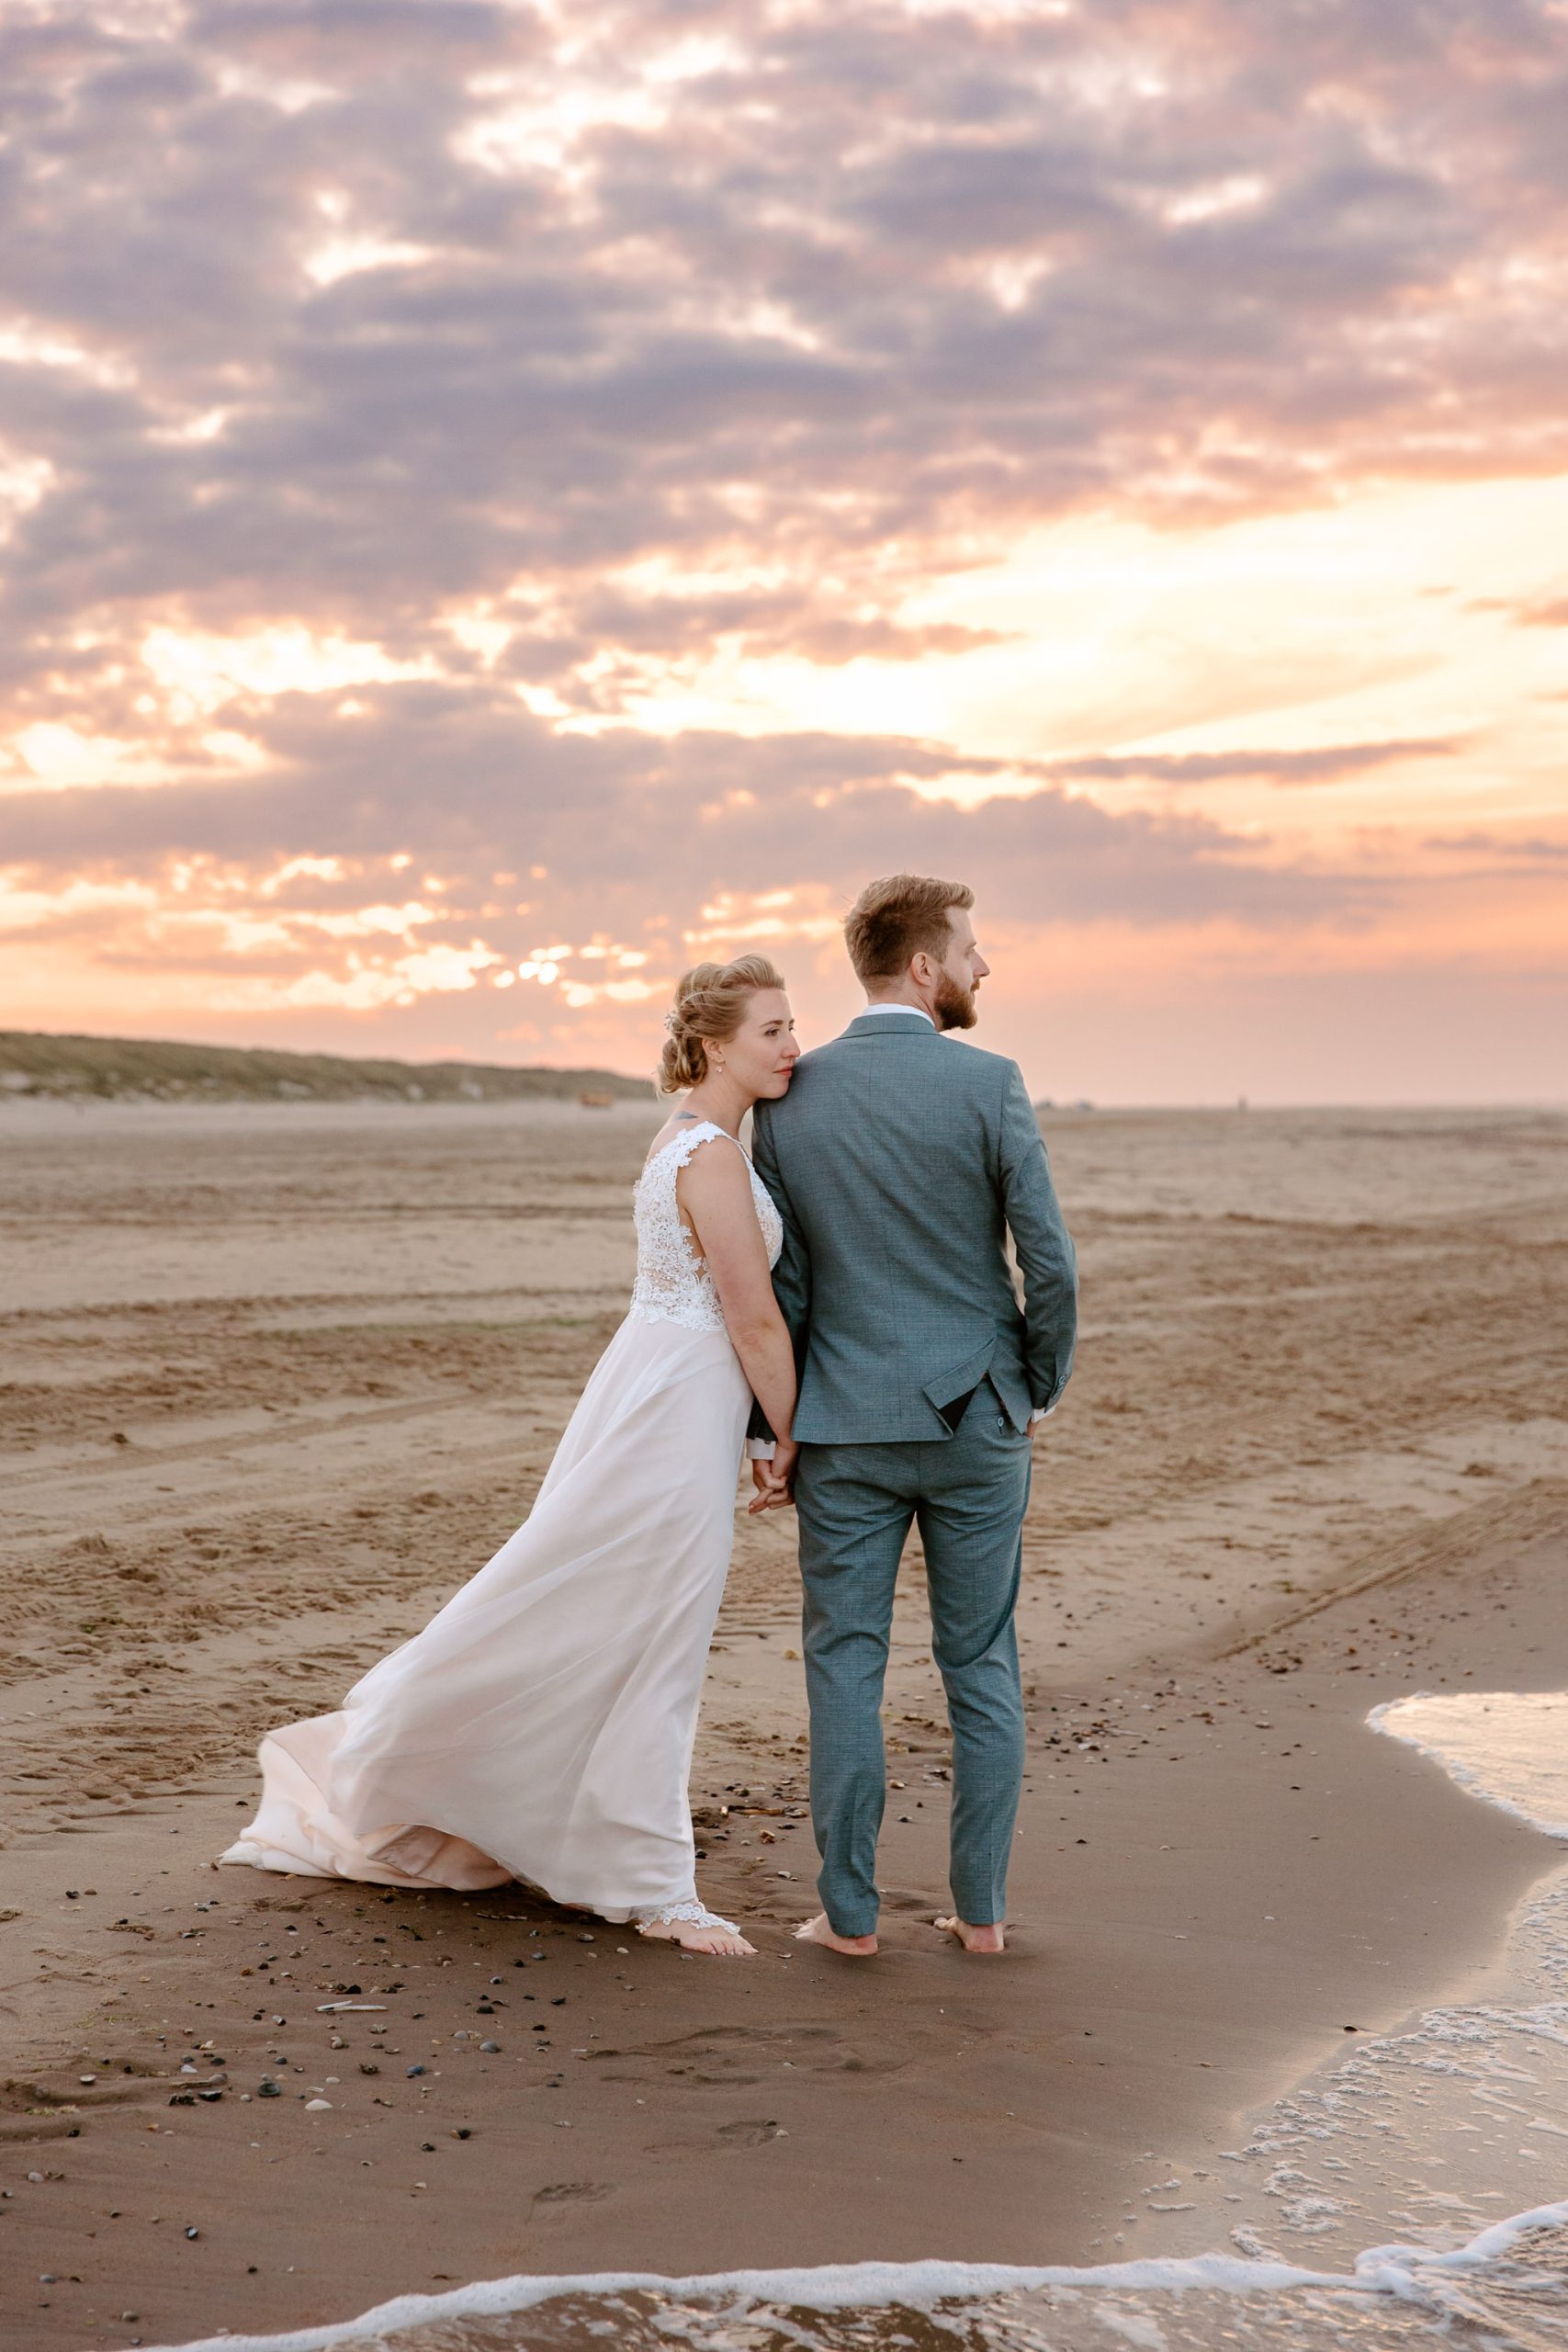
[748,1436,799,1513]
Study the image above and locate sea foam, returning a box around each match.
[152,2201,1568,2352]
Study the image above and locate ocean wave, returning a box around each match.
[1369,1690,1568,1841]
[151,2201,1568,2352]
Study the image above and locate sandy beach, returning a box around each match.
[3,1096,1566,2349]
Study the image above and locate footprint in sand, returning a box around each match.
[595,2021,902,2087]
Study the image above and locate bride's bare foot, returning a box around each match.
[934,1914,1006,1953]
[637,1917,756,1956]
[794,1912,877,1956]
[635,1903,756,1957]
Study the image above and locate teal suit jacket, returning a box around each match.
[750,1010,1077,1445]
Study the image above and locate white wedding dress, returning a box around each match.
[220,1123,782,1931]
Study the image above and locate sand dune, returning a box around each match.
[0,1029,648,1106]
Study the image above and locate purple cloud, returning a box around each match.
[1,0,1562,1051]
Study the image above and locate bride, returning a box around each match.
[220,955,801,1958]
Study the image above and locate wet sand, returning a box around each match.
[2,1097,1565,2348]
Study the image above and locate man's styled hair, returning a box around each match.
[843,873,974,987]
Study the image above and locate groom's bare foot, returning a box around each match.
[933,1914,1006,1954]
[794,1912,877,1956]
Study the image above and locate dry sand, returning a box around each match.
[2,1096,1566,2348]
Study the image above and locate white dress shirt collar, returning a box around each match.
[859,1002,935,1026]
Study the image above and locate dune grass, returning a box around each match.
[0,1029,649,1104]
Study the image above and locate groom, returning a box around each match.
[749,874,1077,1956]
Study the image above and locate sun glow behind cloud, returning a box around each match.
[139,628,438,718]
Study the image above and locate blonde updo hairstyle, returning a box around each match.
[657,954,786,1095]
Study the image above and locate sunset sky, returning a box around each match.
[2,0,1565,1102]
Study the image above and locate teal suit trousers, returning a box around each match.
[795,1379,1032,1937]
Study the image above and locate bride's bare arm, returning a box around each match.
[677,1141,797,1457]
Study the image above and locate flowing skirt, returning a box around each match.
[220,1314,751,1919]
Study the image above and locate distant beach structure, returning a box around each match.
[578,1091,615,1109]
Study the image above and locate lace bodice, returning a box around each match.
[628,1122,783,1332]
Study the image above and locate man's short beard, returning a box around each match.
[931,969,977,1032]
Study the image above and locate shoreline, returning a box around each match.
[4,1102,1565,2346]
[129,2199,1568,2352]
[6,1519,1566,2349]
